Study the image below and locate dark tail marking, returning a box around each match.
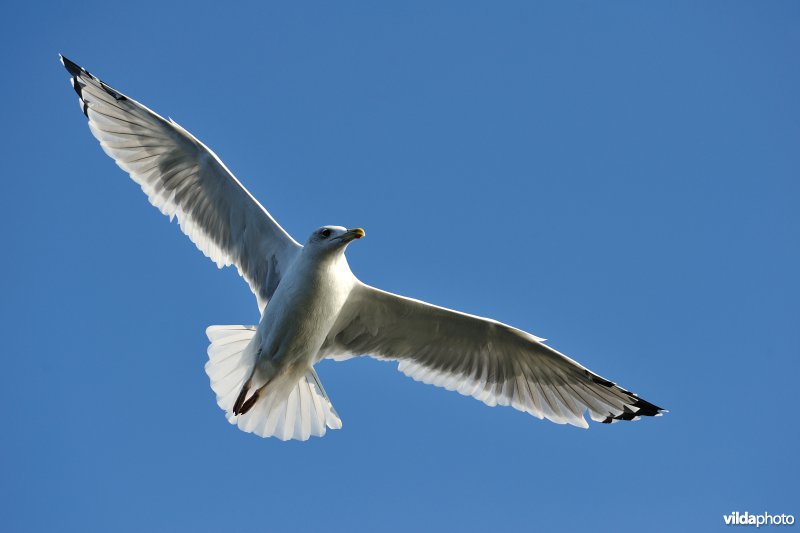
[232,385,249,415]
[238,390,261,415]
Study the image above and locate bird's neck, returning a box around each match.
[293,249,356,290]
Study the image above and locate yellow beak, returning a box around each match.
[342,227,366,242]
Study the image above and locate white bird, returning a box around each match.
[61,55,664,441]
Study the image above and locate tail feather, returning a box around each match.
[205,325,342,441]
[233,369,341,440]
[205,325,258,413]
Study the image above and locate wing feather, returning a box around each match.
[322,283,664,427]
[61,56,301,310]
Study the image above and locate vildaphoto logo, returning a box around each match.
[723,512,795,527]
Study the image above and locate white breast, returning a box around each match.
[257,250,356,367]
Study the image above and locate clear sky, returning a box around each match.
[1,2,798,532]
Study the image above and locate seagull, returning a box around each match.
[60,55,664,441]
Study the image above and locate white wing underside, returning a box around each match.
[61,55,301,311]
[322,283,663,428]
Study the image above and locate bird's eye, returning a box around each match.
[320,229,331,239]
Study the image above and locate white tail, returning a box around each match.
[205,325,342,441]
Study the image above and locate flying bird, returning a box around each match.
[60,55,664,441]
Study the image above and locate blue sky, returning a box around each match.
[1,1,798,531]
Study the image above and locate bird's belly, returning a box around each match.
[257,274,349,370]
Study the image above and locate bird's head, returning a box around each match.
[305,225,366,254]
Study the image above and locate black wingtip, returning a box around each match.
[99,80,127,101]
[590,375,615,388]
[602,396,666,424]
[587,370,666,423]
[61,55,89,117]
[60,54,84,77]
[631,396,664,418]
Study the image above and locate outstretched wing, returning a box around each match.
[61,55,301,311]
[321,283,664,427]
